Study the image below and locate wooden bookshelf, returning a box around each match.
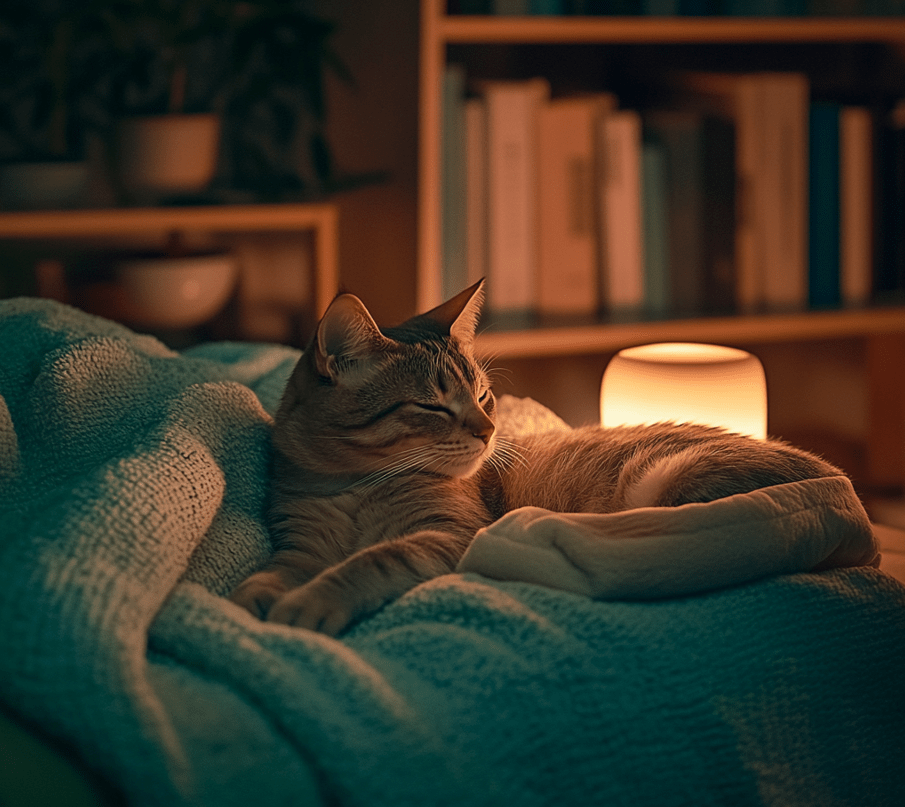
[418,0,905,488]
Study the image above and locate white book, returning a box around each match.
[465,98,487,289]
[840,106,873,307]
[484,78,550,320]
[599,109,645,314]
[536,95,614,318]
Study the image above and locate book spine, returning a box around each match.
[599,110,645,315]
[442,65,468,301]
[643,110,706,317]
[808,102,842,309]
[701,116,737,314]
[761,73,809,312]
[641,137,670,317]
[536,98,603,319]
[465,98,488,288]
[485,78,550,322]
[875,103,905,298]
[839,106,874,307]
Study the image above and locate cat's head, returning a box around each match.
[274,280,496,482]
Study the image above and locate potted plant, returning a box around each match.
[0,2,103,208]
[92,0,351,203]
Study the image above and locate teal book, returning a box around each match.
[641,137,670,317]
[808,103,841,309]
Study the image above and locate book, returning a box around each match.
[701,115,737,314]
[484,78,550,323]
[441,64,468,302]
[808,102,842,309]
[640,136,670,317]
[598,109,645,315]
[839,106,873,307]
[876,102,905,298]
[643,110,705,317]
[759,72,809,312]
[670,71,764,312]
[465,98,487,290]
[536,94,615,320]
[643,110,736,317]
[670,71,809,312]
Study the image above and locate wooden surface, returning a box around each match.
[475,307,905,358]
[0,203,340,321]
[439,14,905,44]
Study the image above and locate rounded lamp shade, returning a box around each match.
[600,342,768,439]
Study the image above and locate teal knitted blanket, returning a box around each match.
[1,297,904,806]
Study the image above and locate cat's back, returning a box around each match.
[486,422,843,515]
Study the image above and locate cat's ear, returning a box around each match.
[423,279,485,348]
[314,293,390,380]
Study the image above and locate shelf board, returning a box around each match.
[440,15,905,44]
[0,203,337,238]
[475,306,905,358]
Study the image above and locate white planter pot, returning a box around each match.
[0,161,89,210]
[115,114,220,201]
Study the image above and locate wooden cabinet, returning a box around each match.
[417,0,905,491]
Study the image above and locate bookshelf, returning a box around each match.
[417,0,905,489]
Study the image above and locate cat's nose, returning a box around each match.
[471,423,494,444]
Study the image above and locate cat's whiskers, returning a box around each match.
[355,443,451,489]
[485,438,529,475]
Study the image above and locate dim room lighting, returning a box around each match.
[600,342,768,439]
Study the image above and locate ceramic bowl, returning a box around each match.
[116,252,237,329]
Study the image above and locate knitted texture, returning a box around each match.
[1,298,904,806]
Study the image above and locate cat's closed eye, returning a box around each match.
[412,402,452,415]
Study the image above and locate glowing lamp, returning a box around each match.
[600,342,767,439]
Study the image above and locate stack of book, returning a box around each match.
[442,64,878,326]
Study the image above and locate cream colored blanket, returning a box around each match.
[458,476,880,598]
[458,394,880,599]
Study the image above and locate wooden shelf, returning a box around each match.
[475,306,905,358]
[439,15,905,45]
[0,203,336,236]
[0,203,339,317]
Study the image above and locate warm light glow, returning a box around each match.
[600,342,768,439]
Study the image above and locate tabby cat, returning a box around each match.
[230,281,842,635]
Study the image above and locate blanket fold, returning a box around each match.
[456,475,879,598]
[1,298,903,807]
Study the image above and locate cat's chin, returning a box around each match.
[445,442,494,479]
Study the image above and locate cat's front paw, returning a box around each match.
[267,579,356,637]
[229,571,286,620]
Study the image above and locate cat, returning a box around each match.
[229,280,843,635]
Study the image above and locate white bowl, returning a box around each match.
[116,252,237,329]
